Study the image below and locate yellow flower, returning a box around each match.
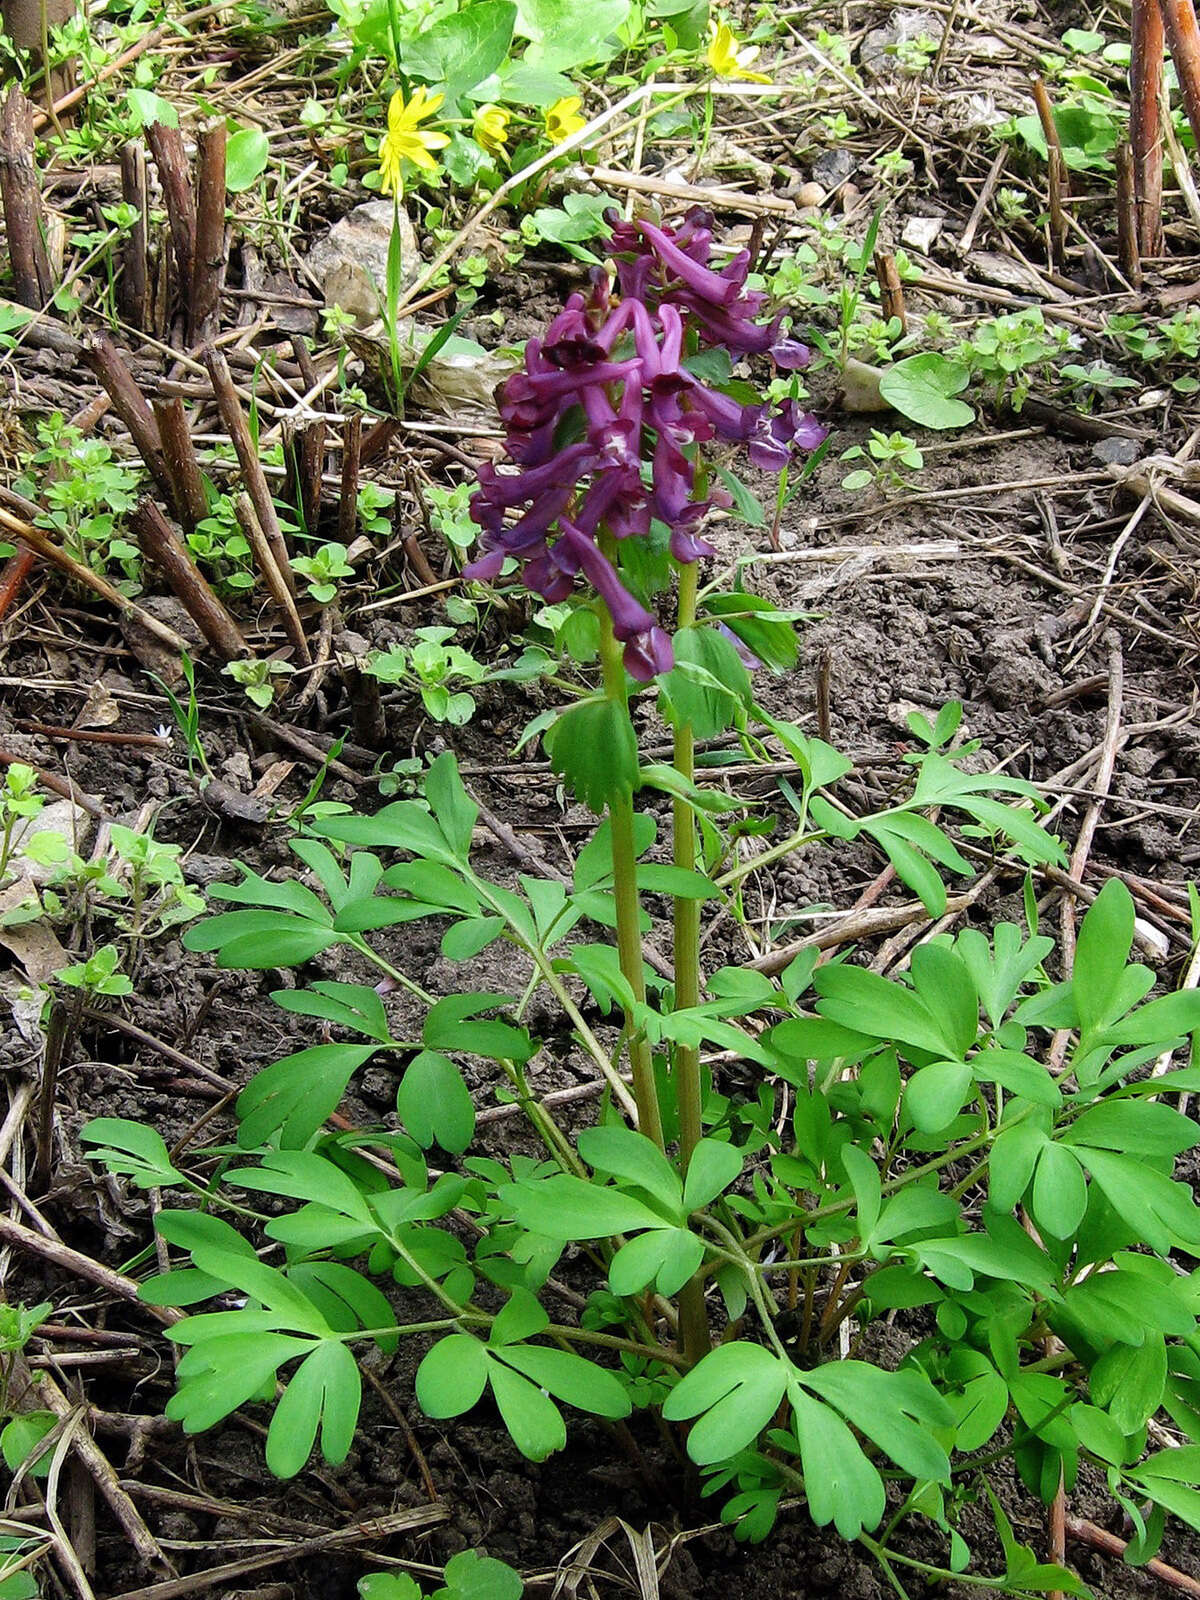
[705,19,772,82]
[544,95,586,145]
[379,85,450,197]
[473,103,511,156]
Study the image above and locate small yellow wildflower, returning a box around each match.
[705,19,772,81]
[544,96,586,145]
[473,103,511,156]
[379,85,450,197]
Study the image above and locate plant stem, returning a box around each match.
[597,595,664,1152]
[671,556,710,1363]
[671,557,703,1168]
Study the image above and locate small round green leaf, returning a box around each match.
[226,128,271,193]
[878,354,975,430]
[416,1334,489,1418]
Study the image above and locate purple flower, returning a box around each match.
[748,402,828,473]
[465,210,826,678]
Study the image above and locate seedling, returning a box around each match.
[55,943,133,996]
[364,627,552,726]
[0,1300,55,1492]
[840,429,924,492]
[292,541,356,604]
[222,657,294,710]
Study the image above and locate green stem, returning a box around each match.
[672,557,703,1168]
[597,595,664,1152]
[671,556,710,1363]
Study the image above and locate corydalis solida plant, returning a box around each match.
[465,208,824,679]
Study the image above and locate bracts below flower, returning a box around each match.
[465,209,826,680]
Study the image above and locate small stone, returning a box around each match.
[1092,436,1141,467]
[304,201,421,325]
[796,181,826,208]
[901,215,942,251]
[812,147,854,189]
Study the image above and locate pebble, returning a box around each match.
[796,181,826,208]
[1092,436,1141,467]
[812,147,854,189]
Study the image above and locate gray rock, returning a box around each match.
[859,10,941,76]
[1092,436,1142,466]
[304,201,421,325]
[812,147,854,189]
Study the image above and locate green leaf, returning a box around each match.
[127,91,177,130]
[423,752,478,860]
[167,1331,312,1433]
[577,1125,681,1214]
[1065,1099,1199,1158]
[442,915,505,960]
[909,944,979,1056]
[402,1,516,102]
[236,1043,377,1149]
[1073,880,1135,1032]
[496,1344,631,1418]
[1092,1337,1166,1434]
[662,1341,789,1463]
[184,909,340,968]
[659,625,751,740]
[416,1334,490,1417]
[544,698,639,811]
[841,1143,881,1245]
[265,1339,361,1476]
[1,1412,56,1478]
[682,1139,742,1212]
[905,1060,973,1133]
[396,1051,475,1154]
[424,993,535,1063]
[434,1550,523,1600]
[789,1386,886,1539]
[916,1221,1057,1292]
[705,595,800,673]
[609,1227,703,1295]
[878,353,975,430]
[359,1574,422,1600]
[800,1361,952,1482]
[1074,1148,1200,1253]
[270,980,391,1042]
[814,964,952,1056]
[502,1174,665,1238]
[1104,989,1200,1047]
[713,464,765,528]
[313,800,454,862]
[81,1118,184,1187]
[232,1151,373,1220]
[488,1358,566,1460]
[226,127,271,193]
[514,0,630,68]
[489,1286,549,1346]
[973,1049,1061,1108]
[1031,1143,1088,1238]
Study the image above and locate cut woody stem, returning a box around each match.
[1132,0,1165,255]
[1160,0,1200,155]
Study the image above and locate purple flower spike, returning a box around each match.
[466,210,826,678]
